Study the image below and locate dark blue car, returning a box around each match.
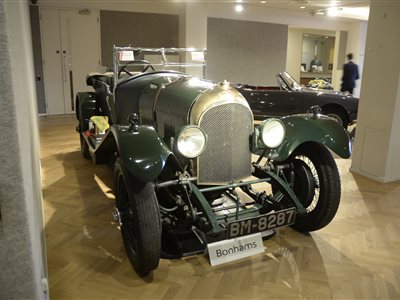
[236,72,359,129]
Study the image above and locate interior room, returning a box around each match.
[1,0,400,299]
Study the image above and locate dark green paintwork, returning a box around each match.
[155,77,215,143]
[156,77,212,124]
[76,92,97,132]
[266,170,306,214]
[252,114,351,161]
[138,74,186,127]
[189,182,224,235]
[189,181,261,235]
[108,125,172,182]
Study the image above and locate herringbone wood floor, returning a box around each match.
[40,115,400,299]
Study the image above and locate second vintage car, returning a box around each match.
[236,72,359,129]
[76,47,352,276]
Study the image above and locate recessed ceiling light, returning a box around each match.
[327,7,338,16]
[300,6,306,9]
[316,10,325,15]
[261,1,267,3]
[235,4,244,12]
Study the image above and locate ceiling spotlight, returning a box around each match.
[300,6,306,9]
[235,4,244,12]
[316,10,325,15]
[327,7,338,16]
[261,1,267,3]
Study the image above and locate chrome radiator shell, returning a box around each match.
[190,83,254,185]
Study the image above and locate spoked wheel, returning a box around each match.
[275,142,340,232]
[114,158,161,276]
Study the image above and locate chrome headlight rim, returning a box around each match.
[176,125,207,158]
[259,118,286,148]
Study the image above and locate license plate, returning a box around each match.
[227,208,297,239]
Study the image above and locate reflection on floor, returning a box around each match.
[40,115,400,299]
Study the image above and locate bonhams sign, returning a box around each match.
[207,233,265,266]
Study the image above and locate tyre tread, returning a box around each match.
[290,142,341,232]
[114,158,161,276]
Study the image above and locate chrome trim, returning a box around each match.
[189,81,253,126]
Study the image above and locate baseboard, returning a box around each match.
[349,167,400,183]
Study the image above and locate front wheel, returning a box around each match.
[114,158,161,276]
[322,108,348,129]
[275,142,341,232]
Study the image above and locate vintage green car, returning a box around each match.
[76,47,351,276]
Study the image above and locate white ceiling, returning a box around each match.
[164,0,370,21]
[246,0,370,20]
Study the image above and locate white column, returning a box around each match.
[345,21,368,97]
[1,0,48,299]
[181,3,208,77]
[350,0,400,182]
[184,3,207,48]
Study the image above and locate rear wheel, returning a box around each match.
[80,134,90,159]
[114,158,161,276]
[275,142,340,232]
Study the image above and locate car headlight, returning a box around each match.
[260,119,285,148]
[176,126,207,158]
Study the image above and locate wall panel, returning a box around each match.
[207,18,288,85]
[100,10,179,67]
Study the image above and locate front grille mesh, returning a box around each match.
[197,103,253,185]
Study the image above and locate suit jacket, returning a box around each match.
[341,61,359,89]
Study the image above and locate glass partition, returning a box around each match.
[300,34,335,86]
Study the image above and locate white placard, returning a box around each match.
[207,233,265,266]
[119,50,134,61]
[191,51,205,62]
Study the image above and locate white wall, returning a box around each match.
[37,1,366,87]
[345,21,368,97]
[286,28,304,81]
[38,1,365,52]
[38,0,186,15]
[207,18,288,85]
[350,0,400,182]
[1,1,48,299]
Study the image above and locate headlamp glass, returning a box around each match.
[176,126,207,158]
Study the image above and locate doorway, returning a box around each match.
[40,8,100,115]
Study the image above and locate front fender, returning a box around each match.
[252,114,351,161]
[76,92,97,131]
[111,125,172,182]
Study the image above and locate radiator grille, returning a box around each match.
[197,103,253,185]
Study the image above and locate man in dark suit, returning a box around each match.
[341,53,359,94]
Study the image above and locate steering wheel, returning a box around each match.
[118,60,155,78]
[142,64,155,72]
[118,64,133,77]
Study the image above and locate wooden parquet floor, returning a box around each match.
[39,115,400,299]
